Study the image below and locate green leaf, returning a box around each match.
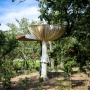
[12,0,15,2]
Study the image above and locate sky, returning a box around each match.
[0,0,40,31]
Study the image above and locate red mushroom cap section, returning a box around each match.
[16,34,38,41]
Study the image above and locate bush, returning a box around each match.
[0,60,15,89]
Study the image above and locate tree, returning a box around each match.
[0,30,18,89]
[37,0,90,35]
[37,0,90,74]
[7,18,41,69]
[12,0,26,5]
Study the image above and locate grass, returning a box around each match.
[13,61,40,68]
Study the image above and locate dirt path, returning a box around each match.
[0,70,90,90]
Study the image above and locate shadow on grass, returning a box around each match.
[71,80,86,87]
[48,71,62,78]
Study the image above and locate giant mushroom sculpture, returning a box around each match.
[16,24,65,79]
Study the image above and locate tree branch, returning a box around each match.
[17,0,26,5]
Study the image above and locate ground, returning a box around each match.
[0,68,90,90]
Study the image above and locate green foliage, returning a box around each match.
[6,18,41,71]
[51,37,85,76]
[0,30,19,89]
[18,77,30,85]
[62,56,76,76]
[30,20,43,25]
[0,60,15,89]
[0,31,18,59]
[39,77,44,83]
[28,61,39,68]
[37,0,90,35]
[51,35,90,76]
[37,0,90,76]
[0,31,5,46]
[12,0,15,2]
[13,61,23,67]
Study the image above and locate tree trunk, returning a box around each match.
[51,58,54,69]
[60,56,64,68]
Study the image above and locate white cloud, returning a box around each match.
[6,7,39,19]
[0,24,10,31]
[0,6,40,31]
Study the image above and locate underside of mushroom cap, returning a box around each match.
[28,24,65,41]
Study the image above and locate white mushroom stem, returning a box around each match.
[48,41,52,52]
[41,40,49,79]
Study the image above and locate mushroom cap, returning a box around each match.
[16,34,38,41]
[28,24,65,41]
